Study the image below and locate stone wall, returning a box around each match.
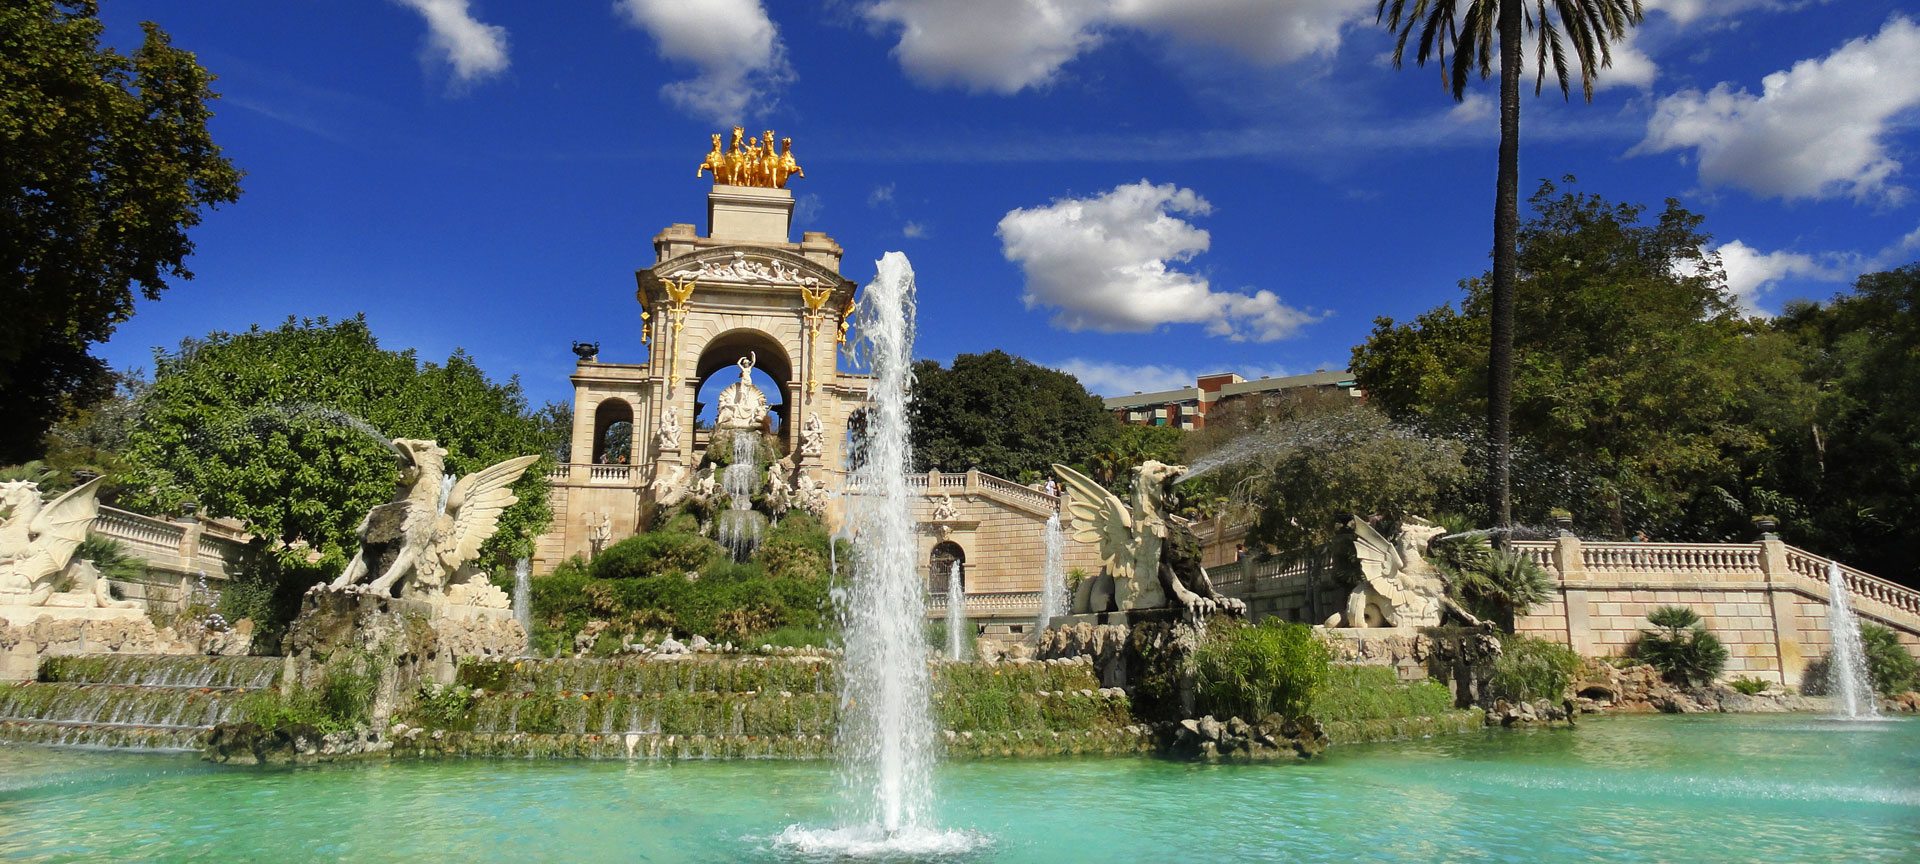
[1209,535,1920,688]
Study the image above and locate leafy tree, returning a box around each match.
[2,1,243,462]
[1376,0,1643,535]
[1771,265,1920,584]
[120,317,553,580]
[909,350,1115,480]
[1082,423,1184,492]
[1352,180,1816,539]
[1227,403,1470,554]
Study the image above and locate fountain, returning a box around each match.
[947,561,966,661]
[1038,511,1067,633]
[1824,561,1879,719]
[716,429,764,560]
[512,557,533,637]
[777,252,978,857]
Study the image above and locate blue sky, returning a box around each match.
[91,1,1920,404]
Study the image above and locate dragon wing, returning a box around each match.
[431,456,540,573]
[1349,515,1407,597]
[1052,463,1132,575]
[26,476,106,579]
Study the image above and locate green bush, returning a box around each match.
[1488,632,1581,703]
[1306,665,1454,723]
[235,648,384,733]
[76,535,146,582]
[1861,623,1919,696]
[1634,605,1727,687]
[591,530,718,579]
[1728,676,1771,696]
[1192,619,1332,720]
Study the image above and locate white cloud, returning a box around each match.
[1052,359,1300,396]
[868,183,895,207]
[861,0,1372,94]
[393,0,509,84]
[615,0,791,123]
[1713,240,1841,312]
[1448,92,1492,124]
[1632,16,1920,202]
[998,180,1318,341]
[1593,30,1657,92]
[902,221,929,238]
[1643,0,1791,27]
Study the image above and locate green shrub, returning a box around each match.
[1306,665,1454,723]
[76,535,146,582]
[1488,632,1581,703]
[1192,619,1332,720]
[410,683,477,726]
[235,648,384,733]
[752,625,839,649]
[1728,676,1771,696]
[1634,605,1727,687]
[1861,623,1919,696]
[591,531,718,580]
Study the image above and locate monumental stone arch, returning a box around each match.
[536,138,869,570]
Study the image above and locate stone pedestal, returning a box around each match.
[0,605,195,683]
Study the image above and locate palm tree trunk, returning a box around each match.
[1488,0,1523,547]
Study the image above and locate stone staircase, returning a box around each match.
[0,655,280,751]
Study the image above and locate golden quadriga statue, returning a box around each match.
[698,126,804,188]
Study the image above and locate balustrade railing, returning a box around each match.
[1784,546,1920,617]
[1580,542,1762,575]
[926,591,1043,615]
[92,508,186,555]
[89,506,246,579]
[587,465,633,483]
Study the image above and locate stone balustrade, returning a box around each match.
[85,506,250,610]
[927,590,1043,616]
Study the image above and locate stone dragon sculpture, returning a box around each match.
[327,439,538,602]
[1053,461,1245,620]
[0,477,109,607]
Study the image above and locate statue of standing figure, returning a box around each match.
[588,511,613,560]
[657,405,682,452]
[800,412,825,456]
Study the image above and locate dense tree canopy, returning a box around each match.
[120,317,552,574]
[1,1,242,462]
[1352,179,1815,539]
[909,350,1115,481]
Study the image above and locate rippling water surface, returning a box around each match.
[1,714,1914,862]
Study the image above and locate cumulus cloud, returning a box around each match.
[1593,30,1657,91]
[1713,240,1841,312]
[616,0,791,123]
[902,221,929,238]
[1632,16,1920,202]
[1051,359,1300,396]
[393,0,509,84]
[1642,0,1790,27]
[862,0,1371,94]
[998,181,1318,341]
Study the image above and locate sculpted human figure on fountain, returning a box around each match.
[800,412,825,456]
[1052,461,1245,621]
[658,405,682,452]
[651,463,689,508]
[0,476,130,608]
[325,439,538,604]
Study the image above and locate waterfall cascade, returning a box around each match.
[512,557,533,638]
[716,429,764,560]
[947,562,966,661]
[1038,512,1068,633]
[0,656,281,751]
[1824,561,1880,719]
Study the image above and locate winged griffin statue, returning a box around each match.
[1336,515,1484,629]
[0,476,117,607]
[327,439,539,602]
[1053,462,1245,620]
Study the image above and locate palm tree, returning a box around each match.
[1376,0,1643,540]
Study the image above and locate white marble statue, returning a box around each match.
[691,466,719,505]
[794,471,828,517]
[715,355,769,431]
[931,493,959,522]
[0,477,113,607]
[1335,516,1483,629]
[588,511,614,559]
[800,412,825,456]
[1053,461,1246,619]
[766,458,794,517]
[657,405,682,451]
[651,463,688,508]
[327,439,538,602]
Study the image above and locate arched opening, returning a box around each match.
[591,398,633,464]
[929,541,966,594]
[692,330,794,449]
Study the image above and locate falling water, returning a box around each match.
[717,429,765,560]
[1037,512,1068,633]
[1825,561,1879,720]
[512,558,533,638]
[436,474,457,516]
[947,562,967,662]
[778,252,978,857]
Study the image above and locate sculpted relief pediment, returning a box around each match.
[661,249,837,290]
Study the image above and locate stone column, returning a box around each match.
[1554,533,1592,654]
[1759,538,1803,684]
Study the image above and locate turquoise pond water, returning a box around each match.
[2,714,1915,862]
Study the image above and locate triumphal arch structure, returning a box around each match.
[535,130,869,569]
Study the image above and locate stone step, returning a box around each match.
[0,718,209,751]
[37,655,281,689]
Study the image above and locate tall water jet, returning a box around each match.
[1037,512,1067,633]
[512,557,533,638]
[831,252,937,837]
[1825,561,1879,719]
[947,561,967,661]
